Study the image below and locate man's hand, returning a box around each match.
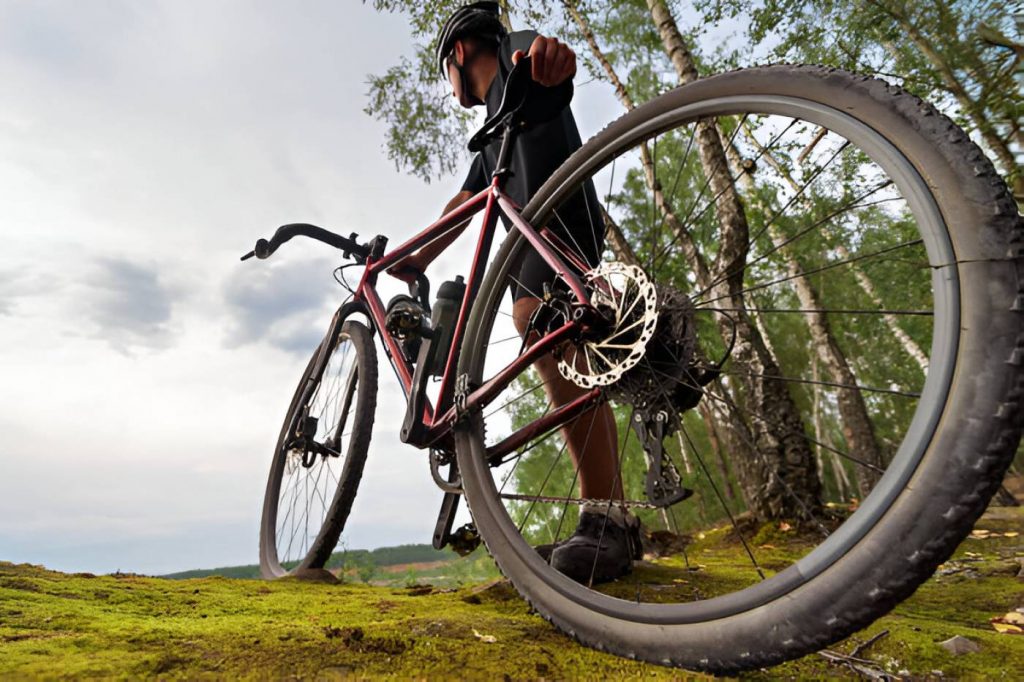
[387,253,428,284]
[512,36,576,87]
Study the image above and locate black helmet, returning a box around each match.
[435,1,507,78]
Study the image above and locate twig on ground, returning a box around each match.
[817,649,893,680]
[851,629,890,658]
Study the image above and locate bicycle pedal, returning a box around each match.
[447,523,481,557]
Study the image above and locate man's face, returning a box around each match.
[446,40,476,109]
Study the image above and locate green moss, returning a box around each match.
[1,507,1021,679]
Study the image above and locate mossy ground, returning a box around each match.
[2,507,1021,679]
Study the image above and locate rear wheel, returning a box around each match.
[260,311,378,578]
[455,66,1023,671]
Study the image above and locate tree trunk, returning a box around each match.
[600,205,642,268]
[698,403,736,501]
[722,133,884,496]
[569,0,819,519]
[746,120,931,373]
[645,0,822,518]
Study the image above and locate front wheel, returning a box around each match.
[260,311,378,578]
[455,66,1023,672]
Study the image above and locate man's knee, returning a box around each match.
[512,296,541,336]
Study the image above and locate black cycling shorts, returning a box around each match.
[509,183,605,301]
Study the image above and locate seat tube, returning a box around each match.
[433,187,503,417]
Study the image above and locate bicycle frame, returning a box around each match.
[350,171,599,452]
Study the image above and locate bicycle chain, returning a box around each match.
[498,492,662,509]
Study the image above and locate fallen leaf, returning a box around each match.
[990,613,1024,634]
[672,578,689,584]
[970,529,992,539]
[1003,531,1019,538]
[759,544,778,550]
[779,522,792,532]
[472,628,497,643]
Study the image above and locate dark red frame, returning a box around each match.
[350,175,600,451]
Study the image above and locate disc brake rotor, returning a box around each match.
[558,262,659,387]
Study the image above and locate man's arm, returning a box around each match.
[388,190,474,281]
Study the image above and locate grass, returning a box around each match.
[1,507,1021,679]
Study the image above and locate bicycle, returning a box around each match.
[243,58,1024,673]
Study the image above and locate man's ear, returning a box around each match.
[453,39,465,67]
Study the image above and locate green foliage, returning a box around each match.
[704,0,1021,193]
[364,47,478,182]
[362,0,573,182]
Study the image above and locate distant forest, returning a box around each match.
[163,543,455,579]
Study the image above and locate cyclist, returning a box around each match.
[392,1,640,584]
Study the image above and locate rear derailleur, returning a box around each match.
[631,409,694,507]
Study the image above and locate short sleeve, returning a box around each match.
[461,154,488,193]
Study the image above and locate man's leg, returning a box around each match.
[512,297,622,501]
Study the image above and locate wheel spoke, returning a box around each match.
[690,179,896,303]
[648,124,699,272]
[703,306,932,316]
[652,116,795,271]
[644,362,890,476]
[694,238,924,308]
[516,438,571,535]
[679,422,766,579]
[717,368,920,398]
[549,406,601,554]
[587,405,634,588]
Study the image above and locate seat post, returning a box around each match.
[491,117,518,187]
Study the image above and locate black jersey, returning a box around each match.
[461,30,604,299]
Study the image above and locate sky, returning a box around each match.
[0,0,633,575]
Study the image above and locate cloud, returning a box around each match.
[0,271,16,316]
[222,256,340,355]
[81,256,175,353]
[0,268,58,317]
